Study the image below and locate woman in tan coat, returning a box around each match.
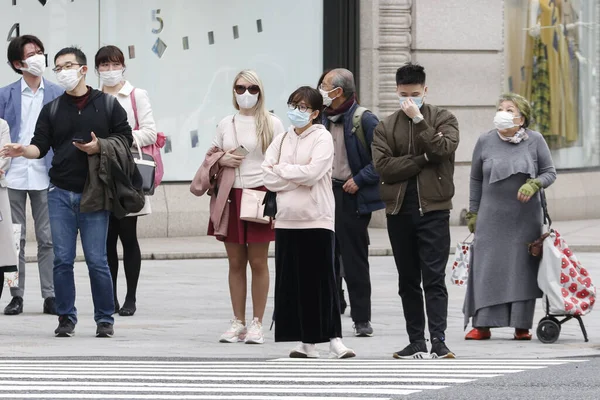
[0,118,19,277]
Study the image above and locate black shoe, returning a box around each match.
[393,340,428,359]
[4,296,23,315]
[339,290,347,315]
[113,299,120,315]
[43,297,57,315]
[118,300,136,317]
[354,321,374,337]
[431,337,455,359]
[96,322,114,338]
[54,317,75,337]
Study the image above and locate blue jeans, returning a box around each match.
[47,186,114,325]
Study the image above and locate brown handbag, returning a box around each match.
[528,189,552,258]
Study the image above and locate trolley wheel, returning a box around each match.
[536,317,561,344]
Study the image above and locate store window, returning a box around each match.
[504,0,599,169]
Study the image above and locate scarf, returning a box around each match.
[497,128,529,144]
[323,94,356,119]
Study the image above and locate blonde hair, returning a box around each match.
[232,70,274,153]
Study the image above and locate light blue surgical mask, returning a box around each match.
[287,108,312,128]
[398,95,424,109]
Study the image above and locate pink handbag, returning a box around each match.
[130,89,165,188]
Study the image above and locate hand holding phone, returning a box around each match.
[72,138,89,144]
[232,145,249,157]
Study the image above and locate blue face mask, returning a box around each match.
[287,108,312,128]
[398,96,424,109]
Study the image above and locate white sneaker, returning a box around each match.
[219,318,247,343]
[289,342,320,358]
[329,337,356,359]
[245,318,265,344]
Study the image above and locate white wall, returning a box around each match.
[2,0,324,182]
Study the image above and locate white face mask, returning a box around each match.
[20,54,46,77]
[56,67,83,92]
[235,91,259,109]
[100,69,124,87]
[494,111,519,130]
[319,87,338,107]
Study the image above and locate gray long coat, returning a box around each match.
[463,129,557,328]
[0,119,18,269]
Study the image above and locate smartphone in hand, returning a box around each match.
[232,145,249,156]
[72,138,89,144]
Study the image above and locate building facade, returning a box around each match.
[2,0,598,239]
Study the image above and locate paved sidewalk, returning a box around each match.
[23,219,600,262]
[1,255,599,360]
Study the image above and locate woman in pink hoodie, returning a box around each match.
[262,86,356,359]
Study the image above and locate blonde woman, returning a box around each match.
[209,70,285,344]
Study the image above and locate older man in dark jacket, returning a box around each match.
[319,68,385,337]
[372,63,459,359]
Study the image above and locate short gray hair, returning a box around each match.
[330,68,356,97]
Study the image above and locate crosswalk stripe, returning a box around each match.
[0,366,538,373]
[0,358,587,399]
[0,359,586,364]
[0,396,389,400]
[0,382,448,390]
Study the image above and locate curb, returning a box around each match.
[23,245,600,263]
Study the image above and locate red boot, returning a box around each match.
[465,328,491,340]
[514,329,532,340]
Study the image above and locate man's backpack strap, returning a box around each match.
[351,106,369,154]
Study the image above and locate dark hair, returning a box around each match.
[94,45,125,69]
[396,62,426,86]
[54,46,87,66]
[7,35,45,75]
[288,86,323,122]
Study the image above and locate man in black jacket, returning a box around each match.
[1,47,132,338]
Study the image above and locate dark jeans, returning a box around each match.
[107,215,141,304]
[387,210,450,342]
[47,186,114,325]
[333,185,372,323]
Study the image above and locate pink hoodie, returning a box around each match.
[262,124,335,231]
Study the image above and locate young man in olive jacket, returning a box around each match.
[372,63,459,359]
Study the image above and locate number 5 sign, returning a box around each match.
[151,9,167,58]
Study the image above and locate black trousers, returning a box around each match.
[107,215,141,304]
[387,210,450,342]
[333,185,372,323]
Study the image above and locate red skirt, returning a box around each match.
[207,186,275,244]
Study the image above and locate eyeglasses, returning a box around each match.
[52,62,83,73]
[234,85,260,95]
[287,103,312,113]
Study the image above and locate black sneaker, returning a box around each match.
[431,337,455,359]
[43,297,57,315]
[393,340,428,359]
[96,322,114,338]
[54,317,75,337]
[354,321,374,337]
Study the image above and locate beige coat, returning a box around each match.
[0,118,18,268]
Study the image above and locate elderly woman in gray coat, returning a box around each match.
[463,93,557,341]
[0,118,19,276]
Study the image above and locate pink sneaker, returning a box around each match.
[219,319,247,343]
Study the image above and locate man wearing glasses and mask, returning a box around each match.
[1,47,133,339]
[0,35,63,316]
